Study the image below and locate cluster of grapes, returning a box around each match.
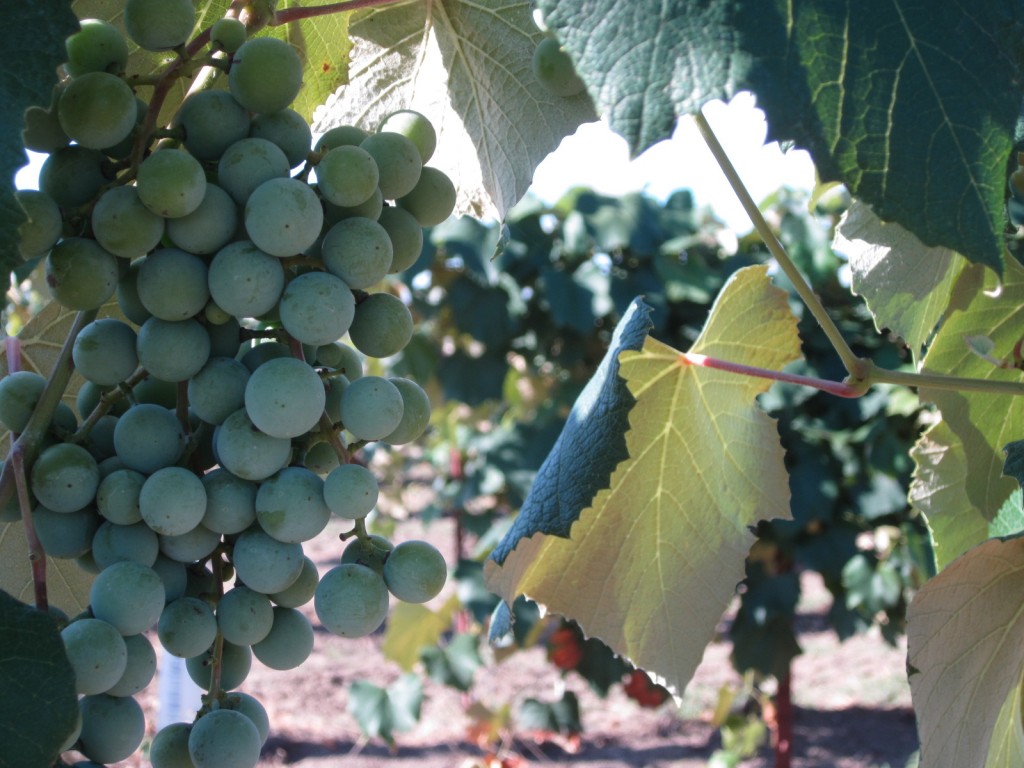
[9,2,454,766]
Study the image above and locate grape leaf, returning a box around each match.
[347,674,423,745]
[918,259,1024,519]
[312,0,598,221]
[273,1,352,121]
[380,595,459,671]
[0,591,78,768]
[986,677,1024,768]
[539,0,1023,271]
[832,201,967,364]
[0,0,79,275]
[907,536,1024,768]
[485,265,799,695]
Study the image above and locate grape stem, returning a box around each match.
[680,353,866,398]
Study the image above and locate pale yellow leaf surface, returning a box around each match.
[908,537,1024,768]
[485,265,799,695]
[985,674,1024,768]
[381,595,460,671]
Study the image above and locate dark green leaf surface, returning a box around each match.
[0,591,78,768]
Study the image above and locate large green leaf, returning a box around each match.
[539,0,1023,271]
[313,0,597,220]
[485,265,799,695]
[986,677,1024,768]
[0,591,78,768]
[0,0,78,275]
[907,536,1024,768]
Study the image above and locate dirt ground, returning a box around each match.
[74,516,919,768]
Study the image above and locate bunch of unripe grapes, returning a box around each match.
[10,3,455,766]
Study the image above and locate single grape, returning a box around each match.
[0,371,46,433]
[383,377,431,445]
[132,377,178,409]
[57,71,136,150]
[140,466,207,536]
[379,109,437,163]
[339,534,393,573]
[268,555,319,608]
[347,292,413,358]
[208,316,244,358]
[91,520,159,569]
[152,554,189,603]
[91,185,166,258]
[244,357,326,439]
[214,408,292,482]
[117,261,152,326]
[106,632,157,697]
[251,606,314,670]
[223,692,270,745]
[229,37,303,114]
[314,562,389,637]
[377,205,424,273]
[324,186,384,224]
[33,505,100,559]
[45,237,119,311]
[137,248,210,321]
[231,527,304,594]
[323,463,378,520]
[398,166,457,226]
[321,216,394,290]
[189,708,262,768]
[65,19,129,76]
[339,375,404,441]
[136,317,211,382]
[201,468,257,534]
[250,108,312,168]
[244,177,324,256]
[124,0,196,51]
[174,89,251,162]
[316,145,379,207]
[158,597,218,658]
[207,240,285,320]
[323,376,348,424]
[218,136,291,205]
[532,37,586,97]
[136,148,207,218]
[359,131,422,199]
[315,124,369,152]
[217,585,274,645]
[240,340,291,372]
[15,189,62,258]
[383,539,447,603]
[112,403,187,474]
[100,95,147,160]
[186,641,251,691]
[211,17,247,53]
[90,560,165,635]
[278,270,355,346]
[72,318,138,387]
[255,466,331,543]
[77,693,145,763]
[189,357,250,426]
[39,145,108,208]
[61,618,128,694]
[84,414,118,461]
[150,722,193,768]
[303,439,341,475]
[316,342,363,379]
[31,442,99,513]
[158,524,221,563]
[166,183,239,255]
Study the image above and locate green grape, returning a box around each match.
[214,408,292,482]
[116,261,152,326]
[315,124,368,152]
[131,377,179,409]
[205,300,232,325]
[45,237,119,311]
[231,527,304,594]
[158,596,218,658]
[379,109,437,163]
[201,468,257,534]
[150,722,193,768]
[303,439,341,475]
[377,206,424,273]
[251,606,314,670]
[207,240,285,319]
[72,318,138,387]
[229,37,302,114]
[33,505,100,559]
[152,553,189,603]
[75,381,113,422]
[316,145,379,207]
[65,19,129,76]
[339,375,404,441]
[223,692,270,745]
[217,585,274,645]
[268,554,318,607]
[347,292,413,358]
[77,693,145,763]
[321,216,394,289]
[323,463,378,520]
[31,442,99,513]
[208,316,244,358]
[383,377,431,445]
[189,708,262,768]
[174,90,250,162]
[106,632,157,697]
[323,375,348,423]
[324,186,384,224]
[532,37,586,97]
[383,539,446,603]
[166,183,239,255]
[15,189,62,259]
[316,342,363,378]
[61,617,128,694]
[218,137,291,205]
[158,524,220,563]
[211,17,247,53]
[85,414,118,461]
[90,560,165,635]
[186,640,251,691]
[255,466,331,543]
[91,185,166,258]
[140,467,207,536]
[189,357,250,425]
[137,317,211,382]
[39,146,108,208]
[240,340,290,372]
[112,403,186,474]
[250,108,312,168]
[278,271,355,346]
[136,148,207,218]
[124,0,196,51]
[398,166,457,226]
[100,96,147,160]
[244,357,326,439]
[137,248,210,321]
[244,177,324,256]
[57,71,137,150]
[92,520,160,569]
[340,534,393,574]
[314,563,389,637]
[359,131,422,199]
[0,371,45,433]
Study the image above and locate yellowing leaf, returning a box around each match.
[908,537,1024,768]
[485,265,799,695]
[381,595,460,671]
[986,675,1024,768]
